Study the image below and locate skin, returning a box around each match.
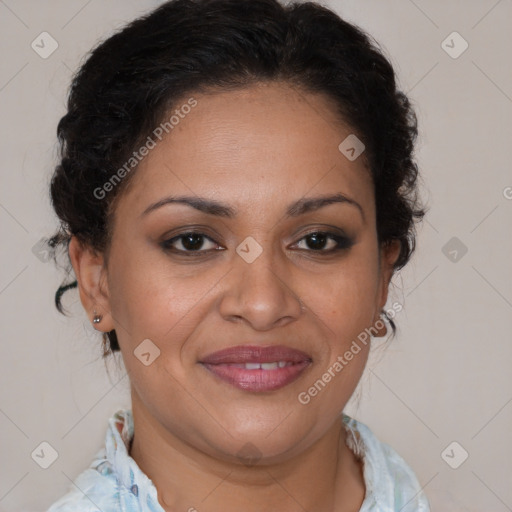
[69,81,400,512]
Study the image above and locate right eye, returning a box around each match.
[160,231,223,255]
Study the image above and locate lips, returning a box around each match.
[199,345,312,392]
[200,345,311,365]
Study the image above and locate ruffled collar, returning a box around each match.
[100,408,164,511]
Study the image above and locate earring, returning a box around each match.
[93,309,103,324]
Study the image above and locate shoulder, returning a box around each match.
[46,451,121,512]
[343,415,431,512]
[46,408,159,512]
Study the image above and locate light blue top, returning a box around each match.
[46,408,430,511]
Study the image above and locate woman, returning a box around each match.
[46,0,429,510]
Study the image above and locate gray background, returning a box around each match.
[1,1,511,510]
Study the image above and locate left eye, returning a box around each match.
[293,231,353,252]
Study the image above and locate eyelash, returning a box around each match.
[160,230,354,256]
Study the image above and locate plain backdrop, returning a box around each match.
[1,1,511,510]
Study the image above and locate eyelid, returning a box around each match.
[292,225,351,240]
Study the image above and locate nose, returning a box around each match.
[218,241,304,331]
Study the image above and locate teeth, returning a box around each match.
[242,361,290,370]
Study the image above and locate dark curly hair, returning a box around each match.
[47,0,426,357]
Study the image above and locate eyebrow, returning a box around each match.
[140,192,365,222]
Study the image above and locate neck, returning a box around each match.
[129,392,365,512]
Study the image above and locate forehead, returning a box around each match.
[113,81,374,223]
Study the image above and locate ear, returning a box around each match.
[68,236,114,332]
[371,239,401,335]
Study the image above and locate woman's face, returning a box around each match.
[73,81,399,463]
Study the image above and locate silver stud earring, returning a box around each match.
[93,309,103,324]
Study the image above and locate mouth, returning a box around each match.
[199,345,312,392]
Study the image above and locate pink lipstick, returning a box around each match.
[199,345,312,392]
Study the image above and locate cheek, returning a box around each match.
[297,263,376,414]
[107,247,223,353]
[308,252,379,339]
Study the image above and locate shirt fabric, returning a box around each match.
[46,408,430,512]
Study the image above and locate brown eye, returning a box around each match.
[161,232,221,254]
[294,231,354,252]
